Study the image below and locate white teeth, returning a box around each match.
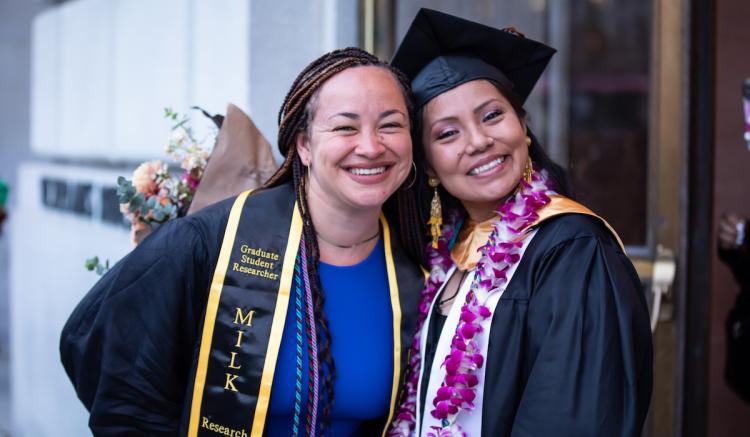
[349,166,386,176]
[469,157,505,175]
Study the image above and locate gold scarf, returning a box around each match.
[448,195,626,272]
[450,216,496,271]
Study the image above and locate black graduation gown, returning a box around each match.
[60,183,423,437]
[420,214,653,437]
[718,220,750,401]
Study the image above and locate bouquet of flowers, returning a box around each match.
[87,108,215,274]
[117,108,212,226]
[86,108,215,274]
[87,103,278,276]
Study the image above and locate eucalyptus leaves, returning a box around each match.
[86,108,214,275]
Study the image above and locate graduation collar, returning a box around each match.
[449,195,625,273]
[450,216,495,271]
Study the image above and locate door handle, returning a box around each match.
[650,245,676,331]
[631,245,677,332]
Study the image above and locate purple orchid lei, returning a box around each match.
[388,169,552,437]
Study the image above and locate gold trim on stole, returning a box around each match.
[188,190,252,436]
[250,205,303,436]
[380,214,403,437]
[449,196,626,271]
[187,192,302,437]
[529,195,626,252]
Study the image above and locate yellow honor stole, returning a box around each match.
[449,195,625,272]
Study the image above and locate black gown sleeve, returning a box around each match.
[509,230,653,437]
[60,218,213,436]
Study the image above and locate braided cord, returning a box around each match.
[300,234,320,435]
[291,253,305,436]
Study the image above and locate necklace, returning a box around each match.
[388,168,552,437]
[316,229,380,249]
[437,270,469,308]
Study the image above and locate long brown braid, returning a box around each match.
[262,47,421,433]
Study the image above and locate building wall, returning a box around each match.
[30,0,252,160]
[8,0,358,435]
[9,164,133,437]
[709,0,750,434]
[0,1,54,435]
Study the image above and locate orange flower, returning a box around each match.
[132,160,162,195]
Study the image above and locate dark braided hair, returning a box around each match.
[262,47,419,433]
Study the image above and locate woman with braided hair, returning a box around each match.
[60,47,424,437]
[387,9,652,436]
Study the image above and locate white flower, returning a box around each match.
[181,150,208,172]
[170,130,187,147]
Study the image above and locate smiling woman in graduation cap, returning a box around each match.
[388,9,653,437]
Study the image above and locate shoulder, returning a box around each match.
[531,213,623,255]
[515,213,641,300]
[513,212,635,287]
[182,196,237,229]
[151,184,296,264]
[513,213,643,309]
[183,184,295,232]
[132,196,233,256]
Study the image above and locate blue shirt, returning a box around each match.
[266,236,393,436]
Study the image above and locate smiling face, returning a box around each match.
[296,65,412,213]
[421,79,527,220]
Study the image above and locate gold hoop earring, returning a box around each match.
[428,177,442,249]
[302,162,312,193]
[403,162,417,190]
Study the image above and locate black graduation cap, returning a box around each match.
[392,8,556,109]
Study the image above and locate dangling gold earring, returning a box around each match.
[523,157,534,184]
[523,135,533,184]
[427,177,442,249]
[513,157,535,197]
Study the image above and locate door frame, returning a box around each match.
[677,0,715,435]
